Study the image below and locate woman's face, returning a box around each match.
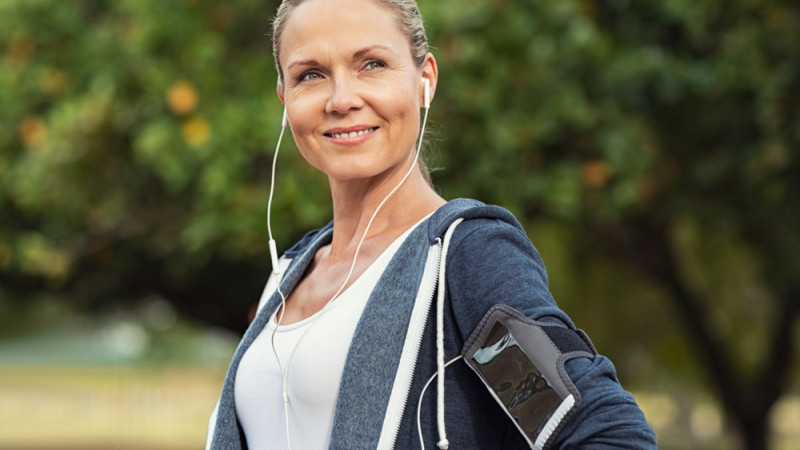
[277,0,436,183]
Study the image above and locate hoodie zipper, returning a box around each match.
[376,239,443,449]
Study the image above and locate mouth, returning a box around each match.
[324,127,378,139]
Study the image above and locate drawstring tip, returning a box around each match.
[437,439,449,449]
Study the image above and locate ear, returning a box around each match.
[276,81,286,104]
[420,53,438,108]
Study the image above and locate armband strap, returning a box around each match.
[462,304,596,450]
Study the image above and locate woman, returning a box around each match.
[207,0,657,448]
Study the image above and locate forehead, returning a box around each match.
[280,0,408,64]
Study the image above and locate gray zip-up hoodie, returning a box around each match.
[207,199,656,449]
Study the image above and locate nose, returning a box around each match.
[325,75,364,115]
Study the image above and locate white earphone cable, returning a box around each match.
[267,112,287,249]
[267,89,431,450]
[266,112,292,449]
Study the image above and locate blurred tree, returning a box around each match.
[0,0,798,448]
[425,1,799,448]
[0,0,302,332]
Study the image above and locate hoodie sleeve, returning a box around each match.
[445,217,657,449]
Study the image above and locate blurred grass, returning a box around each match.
[0,364,227,450]
[0,363,798,449]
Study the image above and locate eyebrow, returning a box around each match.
[353,44,396,59]
[286,45,397,72]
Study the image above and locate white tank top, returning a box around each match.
[234,223,419,449]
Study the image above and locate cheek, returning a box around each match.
[284,99,320,161]
[292,138,325,172]
[388,92,421,135]
[286,95,319,136]
[375,91,417,130]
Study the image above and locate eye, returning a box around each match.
[298,71,323,82]
[364,59,387,71]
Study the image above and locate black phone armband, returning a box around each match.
[462,304,596,449]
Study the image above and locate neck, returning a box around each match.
[326,161,443,263]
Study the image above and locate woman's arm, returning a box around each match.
[446,217,657,448]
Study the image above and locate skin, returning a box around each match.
[276,0,445,323]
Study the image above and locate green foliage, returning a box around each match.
[424,0,800,398]
[1,0,294,324]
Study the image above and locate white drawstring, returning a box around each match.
[433,218,463,450]
[417,356,463,450]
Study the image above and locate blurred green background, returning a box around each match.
[1,0,798,449]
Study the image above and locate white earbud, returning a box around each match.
[282,107,288,128]
[423,78,431,109]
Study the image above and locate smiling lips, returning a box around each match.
[324,126,378,141]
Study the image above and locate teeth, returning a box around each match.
[331,128,375,139]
